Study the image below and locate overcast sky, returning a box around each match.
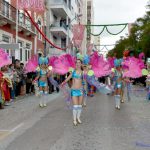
[93,0,148,52]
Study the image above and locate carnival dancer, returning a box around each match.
[33,56,52,108]
[113,59,124,110]
[61,59,84,126]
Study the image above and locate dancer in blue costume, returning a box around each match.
[34,56,52,108]
[113,59,123,110]
[61,59,84,126]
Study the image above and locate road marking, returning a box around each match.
[0,123,24,141]
[11,123,24,132]
[0,131,10,140]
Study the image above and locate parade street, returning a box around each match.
[0,90,150,150]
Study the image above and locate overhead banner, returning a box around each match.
[87,43,94,55]
[72,24,85,50]
[18,0,45,12]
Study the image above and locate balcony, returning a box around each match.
[50,21,68,38]
[0,0,36,36]
[48,43,67,56]
[49,0,72,18]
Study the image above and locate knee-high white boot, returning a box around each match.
[73,105,78,126]
[115,95,121,109]
[39,91,44,107]
[117,95,121,109]
[77,105,82,124]
[43,91,48,107]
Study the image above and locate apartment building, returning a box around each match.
[46,0,85,56]
[87,0,94,44]
[0,0,45,62]
[94,36,100,51]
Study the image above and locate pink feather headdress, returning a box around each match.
[0,48,11,68]
[122,56,145,78]
[107,57,115,69]
[24,55,38,73]
[49,54,76,75]
[90,52,111,77]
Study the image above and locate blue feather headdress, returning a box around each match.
[83,55,90,65]
[114,59,122,67]
[38,56,48,65]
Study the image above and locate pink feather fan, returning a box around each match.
[107,57,115,68]
[90,52,111,77]
[24,55,38,73]
[0,48,11,68]
[122,56,145,78]
[49,54,76,75]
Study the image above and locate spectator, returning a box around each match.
[14,59,22,97]
[1,66,12,106]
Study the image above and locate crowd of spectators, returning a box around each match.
[0,59,64,109]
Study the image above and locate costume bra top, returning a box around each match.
[72,70,83,79]
[40,69,47,76]
[114,70,122,81]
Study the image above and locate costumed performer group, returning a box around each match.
[24,49,147,126]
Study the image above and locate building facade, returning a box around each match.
[0,0,45,62]
[46,0,86,56]
[94,36,100,51]
[87,0,94,44]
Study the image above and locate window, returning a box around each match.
[25,11,31,30]
[2,34,10,43]
[53,15,57,21]
[37,19,42,40]
[19,10,24,25]
[2,0,10,17]
[53,36,57,46]
[18,41,23,61]
[25,43,31,61]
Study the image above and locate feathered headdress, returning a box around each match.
[24,55,38,73]
[114,59,122,67]
[83,55,90,65]
[122,57,145,78]
[76,53,83,61]
[90,52,111,77]
[0,48,11,68]
[49,54,75,75]
[38,56,49,65]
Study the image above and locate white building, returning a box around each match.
[46,0,85,56]
[94,36,100,51]
[87,0,94,44]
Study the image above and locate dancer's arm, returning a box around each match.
[61,72,72,86]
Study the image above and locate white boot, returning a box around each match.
[39,91,44,107]
[117,95,121,110]
[43,91,48,107]
[77,105,82,124]
[73,105,78,126]
[115,95,118,109]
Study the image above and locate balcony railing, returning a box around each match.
[0,0,35,33]
[51,21,68,31]
[49,43,66,49]
[0,0,16,21]
[50,0,68,7]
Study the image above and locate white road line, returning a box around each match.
[11,123,24,132]
[0,130,10,132]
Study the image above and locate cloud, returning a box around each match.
[93,0,148,45]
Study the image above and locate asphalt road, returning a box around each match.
[0,90,150,150]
